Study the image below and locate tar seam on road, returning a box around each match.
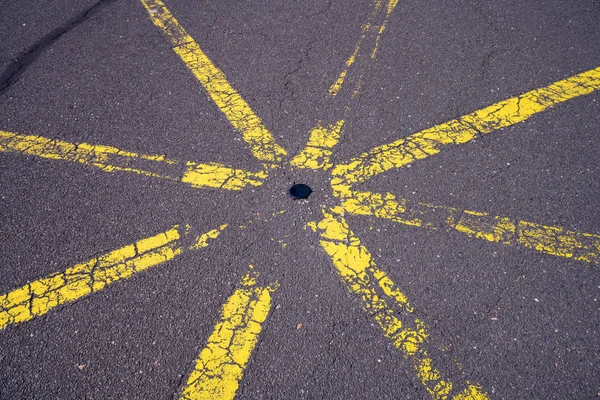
[180,267,277,400]
[0,0,118,96]
[0,224,226,331]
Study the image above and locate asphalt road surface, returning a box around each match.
[1,0,599,399]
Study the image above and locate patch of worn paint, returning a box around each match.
[311,210,488,399]
[339,189,600,264]
[0,130,267,190]
[0,130,174,178]
[290,120,344,170]
[180,267,277,400]
[329,0,398,96]
[182,162,267,190]
[332,66,600,186]
[371,0,398,58]
[141,0,287,164]
[191,224,228,250]
[0,227,180,330]
[0,224,227,331]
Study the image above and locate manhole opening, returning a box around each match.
[289,183,312,199]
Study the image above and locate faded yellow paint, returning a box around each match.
[371,0,398,58]
[332,66,600,186]
[180,268,277,400]
[0,130,267,190]
[328,0,395,96]
[340,189,600,264]
[141,0,287,164]
[453,383,490,400]
[0,130,171,178]
[0,224,228,331]
[182,162,266,190]
[311,210,488,399]
[290,120,344,170]
[0,227,180,330]
[0,1,594,398]
[191,224,228,250]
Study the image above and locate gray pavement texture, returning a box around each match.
[1,0,599,399]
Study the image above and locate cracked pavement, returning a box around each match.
[1,0,599,399]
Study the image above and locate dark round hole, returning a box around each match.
[289,183,312,199]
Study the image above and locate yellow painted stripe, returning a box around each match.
[370,0,398,59]
[0,130,266,190]
[310,210,487,399]
[294,0,397,170]
[0,224,227,331]
[290,120,344,170]
[140,0,287,164]
[338,190,600,264]
[328,0,398,97]
[180,267,277,400]
[182,162,266,190]
[332,66,600,187]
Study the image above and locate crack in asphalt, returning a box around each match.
[0,0,118,96]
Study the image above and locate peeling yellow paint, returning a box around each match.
[0,0,594,398]
[0,223,228,331]
[371,0,398,59]
[332,66,600,186]
[141,0,287,164]
[340,189,600,264]
[0,130,267,190]
[314,210,487,399]
[191,224,228,250]
[291,120,344,170]
[328,0,398,97]
[0,227,179,330]
[180,268,277,400]
[0,130,171,178]
[182,162,266,190]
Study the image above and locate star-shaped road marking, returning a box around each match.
[1,0,598,398]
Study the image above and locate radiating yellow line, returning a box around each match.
[370,0,398,59]
[290,120,344,170]
[332,66,600,187]
[309,210,487,399]
[140,0,287,164]
[182,161,266,190]
[338,189,600,264]
[293,0,397,170]
[180,267,277,400]
[0,223,227,331]
[0,130,266,190]
[328,0,398,97]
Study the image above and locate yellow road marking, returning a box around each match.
[182,162,266,190]
[329,0,398,97]
[0,224,227,331]
[180,267,277,400]
[371,0,398,59]
[290,120,344,170]
[294,0,397,170]
[332,66,600,187]
[140,0,287,164]
[310,210,488,399]
[338,189,600,264]
[0,130,266,190]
